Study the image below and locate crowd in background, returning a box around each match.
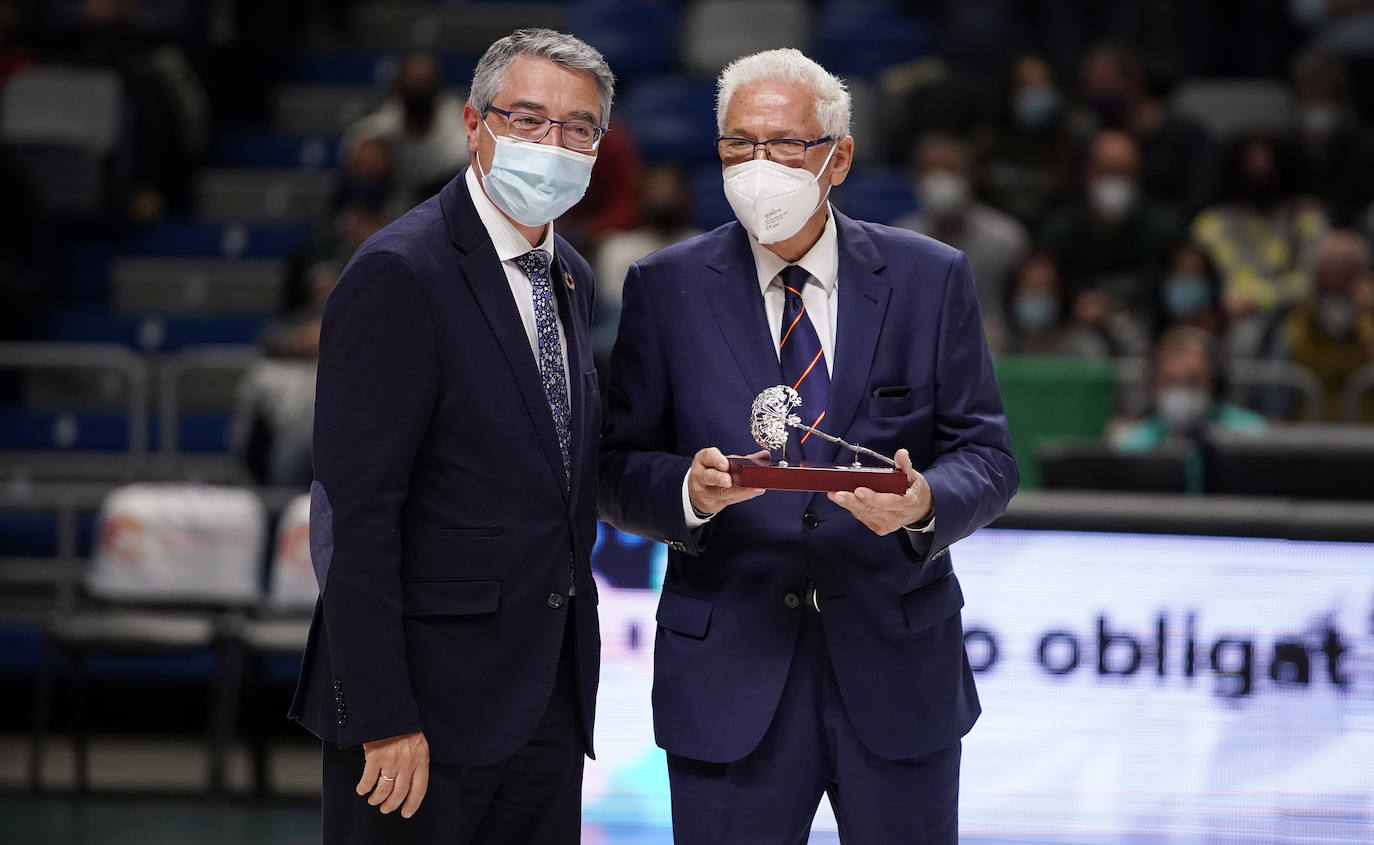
[2,0,1373,489]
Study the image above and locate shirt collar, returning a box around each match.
[748,204,839,296]
[464,165,555,263]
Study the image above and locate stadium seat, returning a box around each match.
[29,484,267,793]
[617,76,720,164]
[212,130,339,171]
[1170,79,1294,139]
[126,220,312,260]
[196,169,336,224]
[272,84,381,135]
[289,48,402,86]
[569,1,680,76]
[346,2,569,52]
[681,0,810,76]
[846,78,881,164]
[831,168,917,225]
[111,256,287,316]
[689,163,734,231]
[0,65,124,215]
[811,1,933,80]
[994,356,1120,490]
[1340,361,1374,422]
[49,311,270,353]
[1226,358,1325,422]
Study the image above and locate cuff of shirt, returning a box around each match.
[904,512,936,534]
[682,471,714,529]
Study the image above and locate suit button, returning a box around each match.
[547,592,564,609]
[783,592,800,609]
[802,512,820,529]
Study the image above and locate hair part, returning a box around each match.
[716,48,851,139]
[468,28,615,126]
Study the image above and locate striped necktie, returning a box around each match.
[777,264,830,462]
[514,249,571,484]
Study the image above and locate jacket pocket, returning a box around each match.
[900,573,964,633]
[402,578,501,617]
[434,526,505,539]
[655,589,714,639]
[868,393,928,418]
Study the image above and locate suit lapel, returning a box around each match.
[442,173,569,495]
[704,224,784,394]
[815,212,891,466]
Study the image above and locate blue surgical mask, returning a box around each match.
[476,119,596,226]
[1013,85,1060,130]
[1014,293,1059,330]
[1163,274,1212,319]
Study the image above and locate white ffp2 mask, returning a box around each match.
[721,144,837,244]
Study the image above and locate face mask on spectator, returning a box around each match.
[1089,176,1135,221]
[1157,387,1212,432]
[722,144,837,244]
[1013,86,1060,130]
[918,170,970,217]
[476,119,596,226]
[1316,295,1357,337]
[1014,293,1059,331]
[1163,274,1212,320]
[1300,103,1341,138]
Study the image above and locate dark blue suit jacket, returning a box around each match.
[599,212,1017,763]
[291,170,602,767]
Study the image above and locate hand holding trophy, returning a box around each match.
[727,385,909,494]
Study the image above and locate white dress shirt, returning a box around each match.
[464,166,570,386]
[680,208,933,534]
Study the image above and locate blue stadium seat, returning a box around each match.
[617,76,720,164]
[569,1,679,76]
[127,219,313,260]
[832,168,917,225]
[48,311,269,352]
[148,412,237,454]
[0,406,132,451]
[0,510,97,557]
[212,130,339,170]
[689,163,735,231]
[811,1,933,80]
[290,48,400,86]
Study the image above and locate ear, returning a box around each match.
[826,136,855,188]
[462,102,483,155]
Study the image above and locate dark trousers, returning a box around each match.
[321,612,585,844]
[667,609,961,845]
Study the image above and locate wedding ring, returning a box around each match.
[379,774,396,782]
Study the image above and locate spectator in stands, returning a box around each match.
[54,0,209,219]
[341,52,469,208]
[556,116,642,254]
[1191,135,1330,356]
[1076,41,1219,215]
[878,56,987,166]
[1112,326,1264,491]
[1155,243,1229,342]
[592,163,699,359]
[999,248,1144,358]
[286,136,394,312]
[1041,129,1184,339]
[1268,229,1374,421]
[895,133,1029,342]
[973,53,1076,226]
[1290,49,1374,228]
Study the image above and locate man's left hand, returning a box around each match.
[827,448,932,536]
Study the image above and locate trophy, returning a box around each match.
[727,385,909,494]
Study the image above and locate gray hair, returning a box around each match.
[716,48,851,139]
[468,28,615,126]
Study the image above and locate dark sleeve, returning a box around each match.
[597,262,701,552]
[919,251,1020,559]
[310,250,436,746]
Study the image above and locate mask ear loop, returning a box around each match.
[808,139,841,219]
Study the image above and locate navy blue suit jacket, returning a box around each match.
[291,170,601,767]
[599,213,1017,763]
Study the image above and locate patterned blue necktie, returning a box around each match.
[777,265,830,462]
[514,249,571,483]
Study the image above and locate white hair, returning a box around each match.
[716,48,851,139]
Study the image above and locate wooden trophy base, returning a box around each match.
[727,455,908,494]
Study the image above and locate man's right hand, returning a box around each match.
[688,447,766,516]
[357,730,429,819]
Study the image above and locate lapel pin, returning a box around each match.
[565,273,575,291]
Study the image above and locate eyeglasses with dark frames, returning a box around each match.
[485,106,606,152]
[716,136,834,166]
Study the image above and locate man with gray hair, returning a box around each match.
[291,28,612,843]
[601,48,1017,842]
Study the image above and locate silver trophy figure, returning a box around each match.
[749,385,897,468]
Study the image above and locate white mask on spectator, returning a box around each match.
[1089,176,1136,221]
[722,144,837,244]
[1157,387,1212,432]
[1316,295,1357,337]
[919,171,970,217]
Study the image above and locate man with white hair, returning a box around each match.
[292,28,611,843]
[600,48,1017,842]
